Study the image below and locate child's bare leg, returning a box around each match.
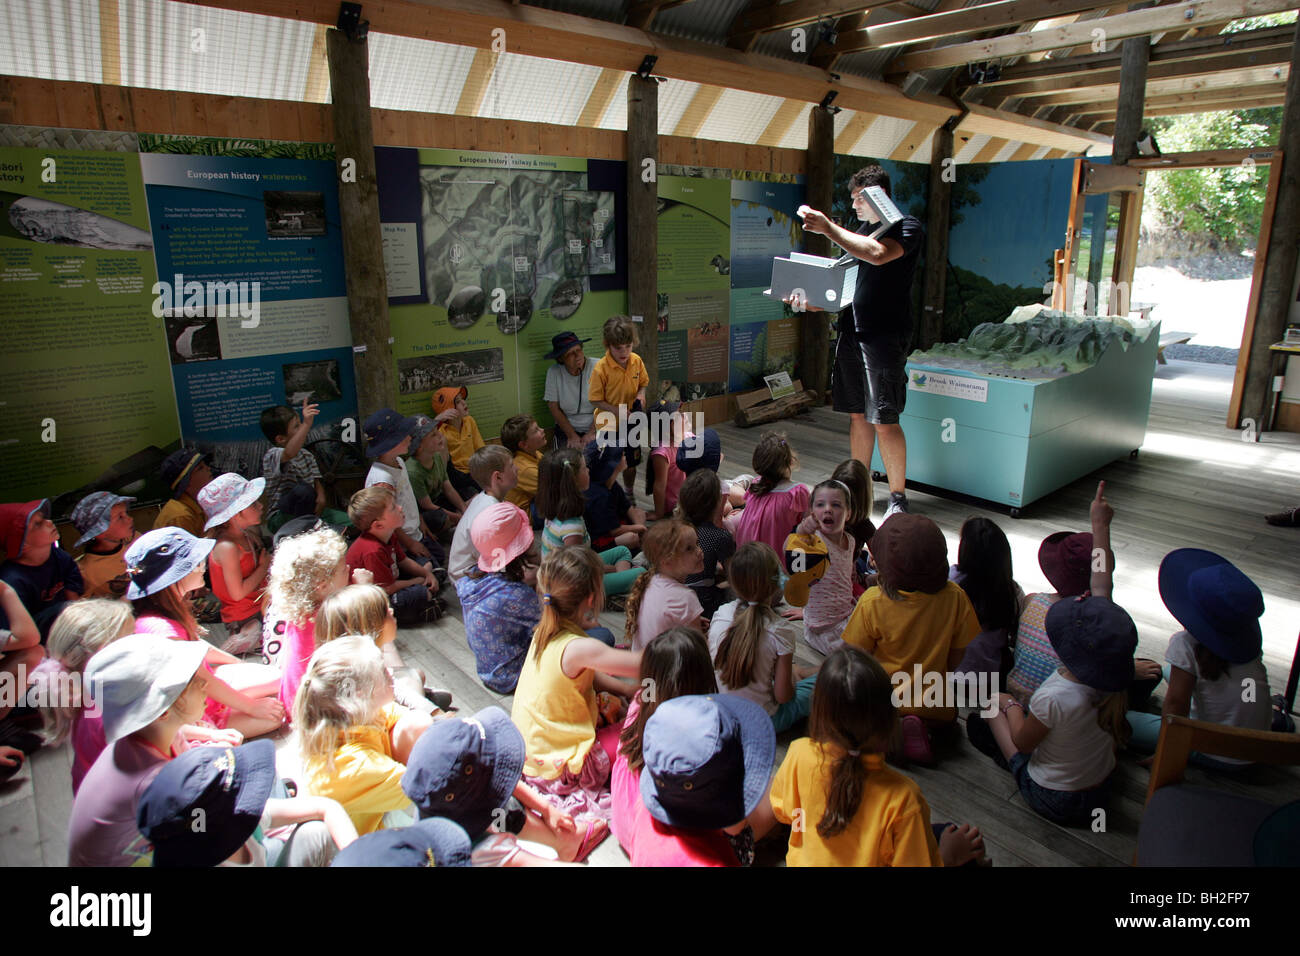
[986,711,1019,761]
[613,559,632,572]
[614,531,640,549]
[391,709,433,763]
[215,662,280,699]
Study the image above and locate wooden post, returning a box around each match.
[799,104,833,402]
[1061,160,1087,313]
[627,74,659,395]
[920,123,953,348]
[1111,23,1151,167]
[1238,22,1300,428]
[327,28,396,418]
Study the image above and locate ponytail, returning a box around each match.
[818,749,870,839]
[1097,691,1131,749]
[533,547,604,662]
[714,542,781,689]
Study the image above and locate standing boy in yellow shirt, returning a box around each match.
[588,315,649,500]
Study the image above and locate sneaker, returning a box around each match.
[1265,506,1300,527]
[899,714,935,766]
[424,688,455,712]
[882,493,910,523]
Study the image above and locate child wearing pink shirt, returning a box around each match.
[734,431,810,563]
[646,400,688,520]
[625,519,706,651]
[265,528,348,714]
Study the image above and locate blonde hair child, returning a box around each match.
[316,584,437,715]
[511,546,641,828]
[29,600,134,793]
[265,528,349,713]
[708,542,817,731]
[293,636,433,834]
[624,518,705,651]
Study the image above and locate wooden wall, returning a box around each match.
[0,75,805,175]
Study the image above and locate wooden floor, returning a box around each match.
[7,358,1300,867]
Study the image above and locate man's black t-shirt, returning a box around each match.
[840,216,924,345]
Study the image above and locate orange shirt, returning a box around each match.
[588,351,649,410]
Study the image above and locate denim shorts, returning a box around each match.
[1008,753,1110,827]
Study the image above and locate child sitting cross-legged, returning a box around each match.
[625,518,706,651]
[709,542,817,732]
[345,486,441,628]
[788,478,859,655]
[403,706,604,865]
[769,645,986,866]
[432,386,486,502]
[128,528,284,739]
[137,739,358,867]
[447,445,518,581]
[632,694,777,867]
[583,441,647,553]
[294,636,434,835]
[197,473,271,656]
[405,415,464,539]
[0,498,83,639]
[841,514,980,766]
[676,469,735,620]
[70,491,139,599]
[363,408,445,574]
[511,546,642,832]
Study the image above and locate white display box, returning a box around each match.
[764,252,858,310]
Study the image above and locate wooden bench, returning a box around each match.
[1157,330,1194,364]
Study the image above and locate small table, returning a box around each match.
[1266,342,1300,432]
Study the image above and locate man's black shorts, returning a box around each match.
[831,331,908,425]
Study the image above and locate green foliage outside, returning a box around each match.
[1143,13,1294,248]
[137,133,336,160]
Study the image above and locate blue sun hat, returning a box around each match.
[332,818,472,867]
[1045,596,1137,693]
[124,527,216,600]
[640,694,775,830]
[1158,548,1263,665]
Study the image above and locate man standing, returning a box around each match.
[797,165,924,521]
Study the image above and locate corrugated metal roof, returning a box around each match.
[119,0,316,101]
[1,0,102,83]
[649,0,750,44]
[368,33,476,114]
[524,0,627,24]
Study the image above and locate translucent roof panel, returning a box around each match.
[0,0,102,83]
[118,0,316,100]
[656,78,703,134]
[477,52,602,125]
[593,71,632,130]
[855,115,913,159]
[697,88,784,143]
[955,132,990,163]
[368,33,475,114]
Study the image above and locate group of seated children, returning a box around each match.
[0,310,1286,867]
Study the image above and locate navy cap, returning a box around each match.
[124,527,216,600]
[363,408,418,459]
[1045,595,1138,692]
[640,694,775,831]
[160,449,212,498]
[402,707,524,835]
[331,818,472,867]
[1159,549,1263,665]
[544,331,590,361]
[676,428,720,474]
[137,740,277,867]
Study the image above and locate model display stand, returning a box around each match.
[872,318,1161,514]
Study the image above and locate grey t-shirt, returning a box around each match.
[543,358,595,436]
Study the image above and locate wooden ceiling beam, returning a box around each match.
[728,0,899,49]
[1015,64,1289,106]
[994,45,1290,97]
[891,0,1298,72]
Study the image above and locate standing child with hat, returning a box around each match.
[841,513,980,765]
[1005,483,1163,706]
[432,386,485,502]
[198,473,270,655]
[128,528,285,739]
[137,739,358,866]
[0,498,83,638]
[544,331,597,451]
[67,633,211,866]
[1126,549,1273,769]
[971,484,1141,825]
[152,449,213,536]
[70,491,140,598]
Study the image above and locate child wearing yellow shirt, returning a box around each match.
[433,386,485,501]
[294,636,434,834]
[769,645,985,867]
[588,315,649,499]
[500,414,547,514]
